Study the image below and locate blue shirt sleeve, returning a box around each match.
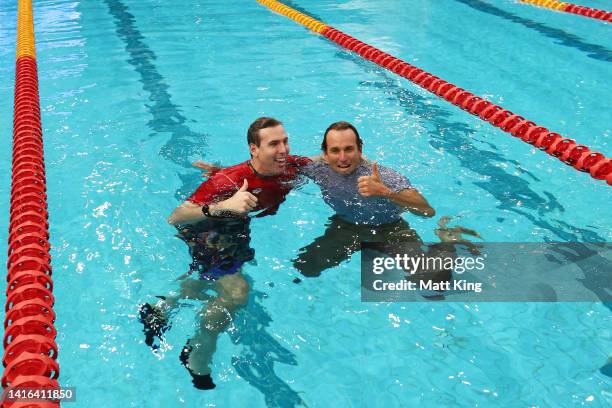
[299,160,325,181]
[378,165,412,193]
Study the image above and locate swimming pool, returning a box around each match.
[1,0,610,406]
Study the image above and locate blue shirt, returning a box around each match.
[302,161,412,225]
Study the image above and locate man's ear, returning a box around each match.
[249,143,258,158]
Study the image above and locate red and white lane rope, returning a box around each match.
[257,0,612,186]
[520,0,612,23]
[3,1,60,406]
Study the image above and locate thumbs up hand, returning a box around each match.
[238,179,249,192]
[358,162,392,198]
[371,162,381,181]
[211,179,258,215]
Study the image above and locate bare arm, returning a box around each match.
[192,160,223,178]
[167,201,208,225]
[357,162,435,218]
[167,179,258,225]
[387,188,435,218]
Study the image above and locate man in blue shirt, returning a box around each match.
[294,121,435,278]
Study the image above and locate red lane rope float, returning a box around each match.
[519,1,612,23]
[257,0,612,186]
[1,375,60,407]
[2,353,59,388]
[564,4,612,22]
[3,0,60,401]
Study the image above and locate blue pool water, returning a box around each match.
[1,0,611,406]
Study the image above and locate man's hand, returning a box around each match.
[192,160,223,178]
[167,179,257,225]
[358,162,391,198]
[211,179,258,215]
[357,162,435,217]
[435,216,482,255]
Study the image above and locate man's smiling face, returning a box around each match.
[250,125,290,176]
[323,128,362,175]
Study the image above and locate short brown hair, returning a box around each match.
[321,121,363,152]
[247,117,283,146]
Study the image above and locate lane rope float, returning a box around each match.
[3,0,61,405]
[256,0,612,186]
[520,0,612,23]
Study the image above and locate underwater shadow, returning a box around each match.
[104,0,207,200]
[453,0,611,62]
[230,279,306,407]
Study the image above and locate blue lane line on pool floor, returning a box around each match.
[104,0,208,172]
[454,0,612,62]
[104,2,307,404]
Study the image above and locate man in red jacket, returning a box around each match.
[140,117,311,390]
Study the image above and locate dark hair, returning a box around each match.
[321,121,363,152]
[247,117,283,147]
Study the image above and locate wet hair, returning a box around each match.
[321,121,363,152]
[247,117,283,147]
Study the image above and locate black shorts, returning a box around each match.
[176,218,255,280]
